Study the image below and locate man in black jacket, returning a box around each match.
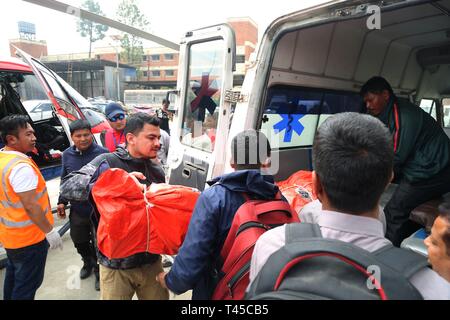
[60,113,168,300]
[57,120,108,291]
[361,76,450,246]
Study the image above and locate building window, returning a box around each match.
[151,71,160,77]
[164,53,174,60]
[143,71,148,77]
[143,55,147,61]
[165,70,174,77]
[151,55,160,61]
[236,55,245,63]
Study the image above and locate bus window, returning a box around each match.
[124,89,175,113]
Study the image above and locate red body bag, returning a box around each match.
[277,170,316,213]
[92,168,199,259]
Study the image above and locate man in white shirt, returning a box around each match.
[0,115,62,300]
[249,112,450,299]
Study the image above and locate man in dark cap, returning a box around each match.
[101,102,127,152]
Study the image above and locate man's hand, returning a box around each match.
[156,272,168,289]
[129,171,146,192]
[45,228,63,250]
[57,204,66,219]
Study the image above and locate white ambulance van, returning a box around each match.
[167,0,450,195]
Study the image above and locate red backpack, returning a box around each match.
[211,193,300,300]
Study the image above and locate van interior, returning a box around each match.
[259,0,450,229]
[0,69,70,178]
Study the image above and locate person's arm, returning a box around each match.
[57,153,70,218]
[393,105,422,172]
[17,189,53,233]
[9,164,63,249]
[60,154,107,202]
[161,191,221,294]
[248,226,286,286]
[17,189,63,250]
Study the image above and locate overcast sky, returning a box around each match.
[1,0,329,56]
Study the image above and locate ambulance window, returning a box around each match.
[261,86,363,149]
[443,98,450,128]
[181,39,224,152]
[419,99,437,121]
[317,92,363,127]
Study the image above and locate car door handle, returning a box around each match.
[182,168,191,179]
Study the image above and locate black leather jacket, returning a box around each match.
[61,146,165,269]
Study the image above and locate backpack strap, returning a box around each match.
[247,239,424,300]
[104,153,131,172]
[373,245,429,279]
[285,223,322,244]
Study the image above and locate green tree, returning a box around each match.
[116,0,150,66]
[77,0,109,58]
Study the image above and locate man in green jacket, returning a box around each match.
[361,76,450,246]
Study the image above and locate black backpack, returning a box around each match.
[246,223,428,300]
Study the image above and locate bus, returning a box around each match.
[123,89,175,115]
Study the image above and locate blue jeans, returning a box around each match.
[3,240,49,300]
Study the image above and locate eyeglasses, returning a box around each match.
[109,113,125,122]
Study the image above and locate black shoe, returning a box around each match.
[80,261,93,279]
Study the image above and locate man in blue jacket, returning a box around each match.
[156,129,280,299]
[57,120,108,291]
[60,113,168,300]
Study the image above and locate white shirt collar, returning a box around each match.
[318,210,385,238]
[0,149,28,158]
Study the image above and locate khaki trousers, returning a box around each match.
[99,258,169,300]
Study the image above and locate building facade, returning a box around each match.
[31,17,258,96]
[9,39,48,59]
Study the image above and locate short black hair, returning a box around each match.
[360,76,394,96]
[438,201,450,256]
[124,112,160,137]
[69,119,91,135]
[0,115,31,144]
[162,99,170,105]
[231,129,271,170]
[313,112,393,214]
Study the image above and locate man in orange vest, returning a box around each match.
[101,103,127,152]
[0,115,63,300]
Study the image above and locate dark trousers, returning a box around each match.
[385,165,450,246]
[69,210,98,272]
[3,240,49,300]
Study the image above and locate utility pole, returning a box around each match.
[110,35,122,101]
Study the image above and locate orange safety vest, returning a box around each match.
[0,151,54,249]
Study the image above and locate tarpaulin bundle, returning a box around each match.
[276,170,316,213]
[92,168,199,259]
